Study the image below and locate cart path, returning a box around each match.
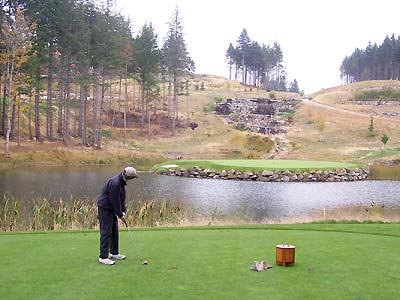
[301,98,400,124]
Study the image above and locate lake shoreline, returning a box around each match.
[156,166,370,182]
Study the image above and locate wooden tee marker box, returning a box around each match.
[276,244,295,267]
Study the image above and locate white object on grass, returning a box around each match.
[161,164,179,168]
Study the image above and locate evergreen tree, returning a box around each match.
[163,6,194,136]
[134,22,160,132]
[289,79,300,93]
[225,43,235,80]
[236,28,251,85]
[226,30,287,90]
[341,34,400,83]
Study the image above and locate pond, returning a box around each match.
[0,165,399,223]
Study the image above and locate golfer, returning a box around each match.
[97,166,137,265]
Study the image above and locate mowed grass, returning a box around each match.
[1,224,399,300]
[154,159,359,172]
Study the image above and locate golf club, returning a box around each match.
[123,220,147,265]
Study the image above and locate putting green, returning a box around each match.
[155,159,359,171]
[0,224,399,300]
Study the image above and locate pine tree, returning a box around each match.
[225,43,235,80]
[163,6,195,136]
[236,28,251,85]
[134,22,160,132]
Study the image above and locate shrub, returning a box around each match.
[245,135,274,152]
[101,130,112,138]
[354,88,400,101]
[234,123,245,131]
[213,96,224,103]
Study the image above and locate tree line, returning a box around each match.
[0,0,194,153]
[340,34,400,84]
[225,28,300,93]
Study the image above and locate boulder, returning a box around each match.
[271,174,280,181]
[227,174,237,180]
[258,176,271,182]
[262,170,274,176]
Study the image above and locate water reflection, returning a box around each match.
[1,166,399,222]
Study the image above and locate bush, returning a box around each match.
[245,135,274,152]
[213,96,224,104]
[354,88,400,101]
[203,102,214,113]
[101,130,112,138]
[234,123,245,131]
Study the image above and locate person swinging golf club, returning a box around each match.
[97,166,137,265]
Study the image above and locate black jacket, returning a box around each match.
[97,173,127,218]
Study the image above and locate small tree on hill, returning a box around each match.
[314,115,325,141]
[381,133,389,149]
[368,116,375,136]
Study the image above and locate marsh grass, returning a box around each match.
[369,163,400,179]
[1,196,185,232]
[125,200,185,227]
[1,195,398,232]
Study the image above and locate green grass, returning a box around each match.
[153,159,360,172]
[354,148,400,162]
[354,88,400,101]
[1,224,399,300]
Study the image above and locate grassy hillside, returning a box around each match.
[1,76,399,167]
[284,80,400,163]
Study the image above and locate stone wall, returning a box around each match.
[157,166,369,182]
[343,100,400,106]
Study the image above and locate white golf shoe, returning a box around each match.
[109,253,126,260]
[98,258,115,265]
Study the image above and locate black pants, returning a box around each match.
[98,206,119,259]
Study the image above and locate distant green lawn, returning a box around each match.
[154,159,359,172]
[1,224,399,300]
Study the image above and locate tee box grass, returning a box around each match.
[1,224,399,300]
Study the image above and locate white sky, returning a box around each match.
[116,0,400,94]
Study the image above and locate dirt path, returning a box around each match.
[301,98,400,124]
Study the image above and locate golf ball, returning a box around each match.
[143,260,148,265]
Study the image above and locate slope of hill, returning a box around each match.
[1,76,399,168]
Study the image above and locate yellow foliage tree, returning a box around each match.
[0,7,35,153]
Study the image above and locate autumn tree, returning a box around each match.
[0,7,34,153]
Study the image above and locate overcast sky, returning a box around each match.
[116,0,400,94]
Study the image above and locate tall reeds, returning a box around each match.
[1,196,185,232]
[1,195,21,231]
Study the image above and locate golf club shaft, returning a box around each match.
[124,223,143,261]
